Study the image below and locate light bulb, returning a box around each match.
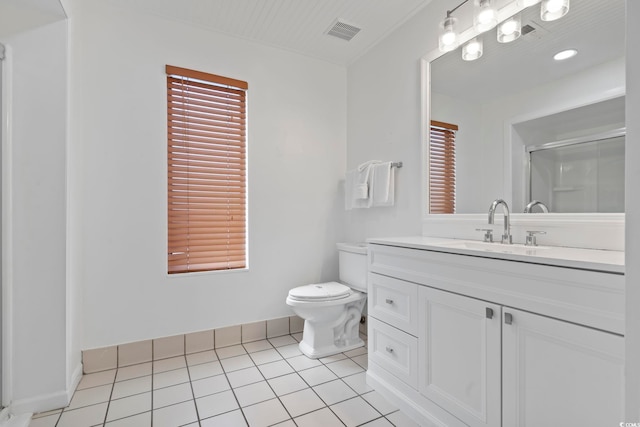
[439,15,459,52]
[546,0,564,12]
[541,0,569,21]
[478,10,495,24]
[466,41,481,54]
[502,21,517,35]
[497,14,521,43]
[474,0,498,33]
[462,38,483,61]
[441,31,456,46]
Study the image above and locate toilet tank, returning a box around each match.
[336,242,368,292]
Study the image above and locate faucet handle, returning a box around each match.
[525,230,547,246]
[501,233,513,245]
[476,228,494,243]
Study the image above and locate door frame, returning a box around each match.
[1,41,14,409]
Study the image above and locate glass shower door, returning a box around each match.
[528,134,625,213]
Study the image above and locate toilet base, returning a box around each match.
[298,337,365,359]
[295,295,367,359]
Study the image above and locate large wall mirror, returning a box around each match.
[426,0,625,214]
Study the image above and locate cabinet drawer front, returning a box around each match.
[368,273,418,335]
[369,317,418,389]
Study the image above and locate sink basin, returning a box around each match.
[438,240,551,256]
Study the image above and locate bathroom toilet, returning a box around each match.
[286,242,368,359]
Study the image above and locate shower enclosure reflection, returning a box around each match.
[528,131,625,213]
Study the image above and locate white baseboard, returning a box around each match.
[0,408,31,427]
[366,366,454,427]
[68,362,83,402]
[10,361,82,415]
[10,390,68,416]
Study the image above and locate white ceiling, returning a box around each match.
[117,0,435,65]
[1,0,435,65]
[1,0,625,86]
[0,0,66,39]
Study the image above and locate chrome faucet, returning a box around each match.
[524,200,549,213]
[488,199,512,244]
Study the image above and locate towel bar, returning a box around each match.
[391,162,403,168]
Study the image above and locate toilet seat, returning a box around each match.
[288,282,351,302]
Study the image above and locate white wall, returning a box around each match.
[625,0,640,419]
[2,18,73,412]
[67,0,347,349]
[345,0,450,242]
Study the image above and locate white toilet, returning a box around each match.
[286,242,368,359]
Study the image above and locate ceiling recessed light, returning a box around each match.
[553,49,578,61]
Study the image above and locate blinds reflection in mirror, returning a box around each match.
[429,120,458,214]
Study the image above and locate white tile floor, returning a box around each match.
[29,333,420,427]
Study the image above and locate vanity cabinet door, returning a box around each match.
[418,287,501,427]
[502,308,624,427]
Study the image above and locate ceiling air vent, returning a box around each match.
[521,24,536,36]
[326,20,361,41]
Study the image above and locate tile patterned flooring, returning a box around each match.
[29,333,420,427]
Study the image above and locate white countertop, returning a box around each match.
[367,236,625,274]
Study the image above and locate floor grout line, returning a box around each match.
[216,345,252,427]
[31,334,405,427]
[182,354,201,427]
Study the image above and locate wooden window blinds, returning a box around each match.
[429,120,458,214]
[167,65,248,274]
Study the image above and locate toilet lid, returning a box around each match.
[288,282,351,301]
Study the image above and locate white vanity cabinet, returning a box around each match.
[366,242,625,427]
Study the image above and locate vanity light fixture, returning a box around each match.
[553,48,577,60]
[439,11,460,52]
[437,0,569,56]
[541,0,570,21]
[497,13,522,43]
[474,0,498,33]
[462,37,483,60]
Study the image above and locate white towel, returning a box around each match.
[354,165,372,199]
[371,162,395,207]
[357,160,382,172]
[345,169,374,209]
[345,162,380,210]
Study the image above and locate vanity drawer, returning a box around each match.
[368,273,418,335]
[369,317,418,389]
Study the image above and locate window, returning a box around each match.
[429,120,458,214]
[166,65,248,274]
